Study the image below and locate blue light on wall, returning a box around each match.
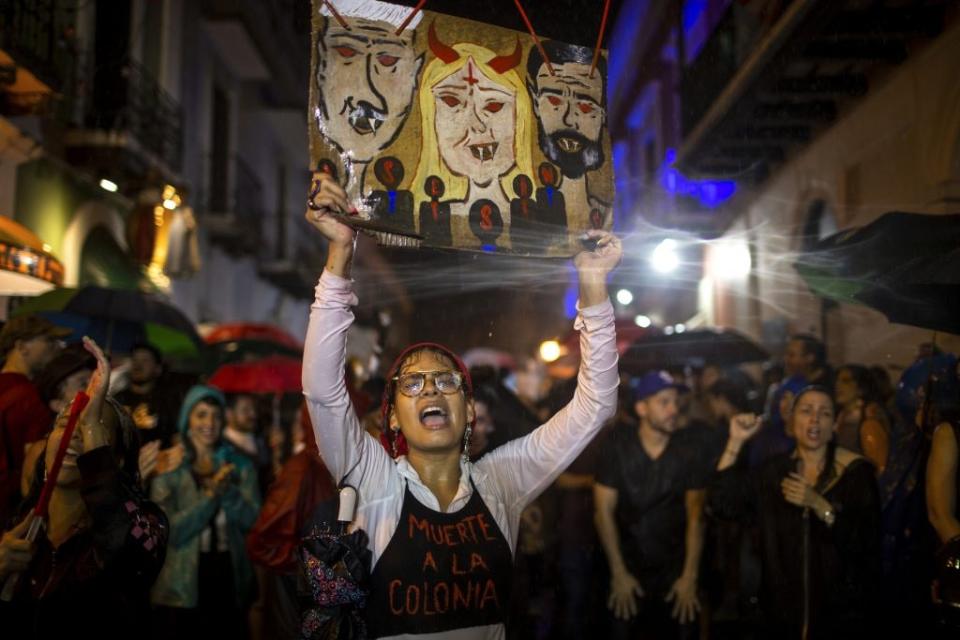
[661,148,736,208]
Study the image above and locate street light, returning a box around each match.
[634,314,652,328]
[99,178,118,193]
[539,340,561,363]
[616,289,634,305]
[651,239,679,273]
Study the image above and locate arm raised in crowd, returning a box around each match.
[301,172,395,495]
[927,421,960,544]
[478,231,621,510]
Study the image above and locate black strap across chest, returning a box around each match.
[365,480,514,637]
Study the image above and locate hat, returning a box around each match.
[632,370,689,402]
[0,315,72,356]
[35,343,97,404]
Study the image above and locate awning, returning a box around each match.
[0,215,64,295]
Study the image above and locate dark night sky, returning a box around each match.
[377,0,625,49]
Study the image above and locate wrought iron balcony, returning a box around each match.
[203,154,264,256]
[676,0,950,183]
[66,56,183,174]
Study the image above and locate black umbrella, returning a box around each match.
[794,211,960,306]
[854,249,960,334]
[621,328,769,375]
[298,486,371,640]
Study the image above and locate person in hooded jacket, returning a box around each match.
[149,385,261,639]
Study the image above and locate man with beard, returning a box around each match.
[595,371,718,639]
[315,0,423,206]
[527,41,610,233]
[114,343,184,484]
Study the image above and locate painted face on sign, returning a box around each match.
[317,18,423,162]
[433,57,518,185]
[531,61,605,179]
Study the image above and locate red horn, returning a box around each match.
[428,21,459,64]
[488,38,522,74]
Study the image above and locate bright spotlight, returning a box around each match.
[99,178,118,192]
[162,198,178,210]
[539,340,561,363]
[664,325,675,335]
[714,240,752,279]
[674,324,686,333]
[616,289,634,305]
[651,239,679,274]
[634,314,652,328]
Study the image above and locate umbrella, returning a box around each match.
[794,211,960,304]
[299,486,371,640]
[462,347,516,371]
[562,319,653,357]
[205,322,302,350]
[621,328,769,375]
[209,356,302,394]
[12,286,202,357]
[853,249,960,334]
[204,322,303,369]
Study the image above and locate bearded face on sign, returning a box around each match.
[527,41,606,180]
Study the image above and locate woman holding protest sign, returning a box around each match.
[303,170,620,638]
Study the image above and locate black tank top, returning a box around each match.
[365,480,513,637]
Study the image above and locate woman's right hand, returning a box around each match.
[0,517,35,581]
[728,413,762,445]
[305,171,356,249]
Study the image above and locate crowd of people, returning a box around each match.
[0,180,958,639]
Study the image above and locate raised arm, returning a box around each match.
[480,231,621,508]
[927,421,960,545]
[302,173,394,492]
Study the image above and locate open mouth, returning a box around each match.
[556,137,582,153]
[468,142,499,162]
[349,113,384,135]
[419,405,449,428]
[347,103,386,135]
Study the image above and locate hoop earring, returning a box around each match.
[462,424,473,464]
[391,426,401,458]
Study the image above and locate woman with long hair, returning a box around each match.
[0,337,168,638]
[304,171,620,638]
[834,364,890,474]
[149,385,261,639]
[709,386,881,637]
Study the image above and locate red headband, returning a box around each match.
[379,341,474,458]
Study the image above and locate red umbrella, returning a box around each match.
[204,322,302,350]
[561,319,651,357]
[209,356,302,394]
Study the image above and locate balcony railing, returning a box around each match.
[75,56,184,172]
[202,153,264,256]
[0,0,76,93]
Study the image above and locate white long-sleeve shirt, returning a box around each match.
[303,270,619,639]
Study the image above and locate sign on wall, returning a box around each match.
[310,0,613,256]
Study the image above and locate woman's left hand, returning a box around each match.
[77,336,111,451]
[574,230,622,278]
[781,472,823,510]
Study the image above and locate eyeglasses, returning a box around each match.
[393,370,463,397]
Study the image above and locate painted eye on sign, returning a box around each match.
[310,0,613,257]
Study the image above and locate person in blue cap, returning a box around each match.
[594,370,720,639]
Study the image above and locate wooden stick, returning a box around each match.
[395,0,428,35]
[590,0,612,78]
[322,0,350,30]
[512,0,554,76]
